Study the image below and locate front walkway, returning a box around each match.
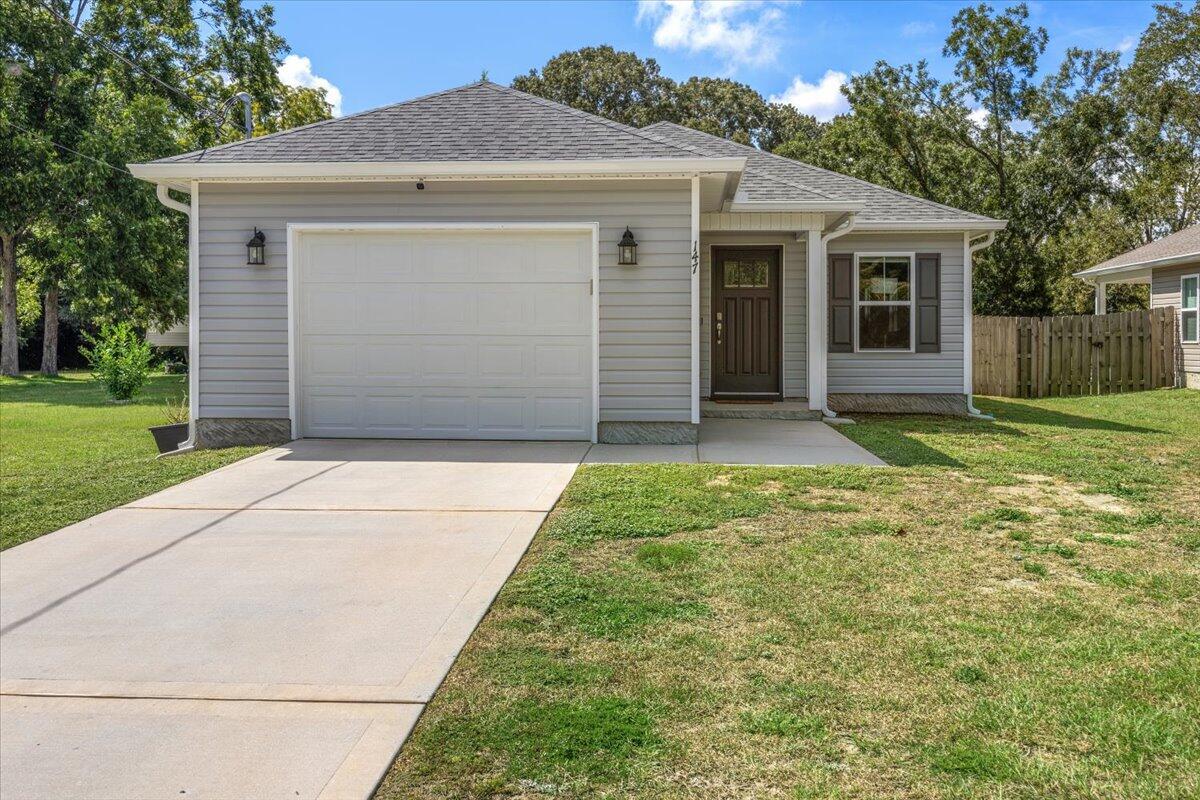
[0,439,586,800]
[586,418,886,465]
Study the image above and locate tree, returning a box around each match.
[514,47,818,150]
[1,0,331,375]
[1114,2,1200,240]
[512,45,674,129]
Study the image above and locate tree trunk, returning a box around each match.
[0,233,18,377]
[40,285,59,376]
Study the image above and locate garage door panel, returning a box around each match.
[298,229,593,440]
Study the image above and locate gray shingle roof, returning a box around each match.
[150,80,1001,228]
[640,121,998,224]
[1076,225,1200,277]
[157,81,698,163]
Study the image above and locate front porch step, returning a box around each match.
[701,400,822,421]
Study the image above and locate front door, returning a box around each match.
[712,247,781,398]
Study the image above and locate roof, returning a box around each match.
[157,81,700,163]
[640,122,1002,227]
[1074,224,1200,281]
[137,81,1004,230]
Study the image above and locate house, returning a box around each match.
[1074,224,1199,389]
[128,81,1006,448]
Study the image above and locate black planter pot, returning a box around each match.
[149,422,189,454]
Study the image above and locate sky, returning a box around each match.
[264,0,1159,122]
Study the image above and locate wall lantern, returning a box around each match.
[617,226,638,266]
[246,228,266,265]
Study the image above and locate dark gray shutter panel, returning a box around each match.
[915,252,941,353]
[828,253,854,352]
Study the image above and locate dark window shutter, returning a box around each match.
[828,253,854,352]
[915,252,941,353]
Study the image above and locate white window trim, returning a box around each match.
[1182,273,1200,344]
[853,251,916,353]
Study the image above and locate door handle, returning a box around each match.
[715,311,723,345]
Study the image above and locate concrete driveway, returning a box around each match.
[0,439,586,800]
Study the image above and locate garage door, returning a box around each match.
[296,228,594,440]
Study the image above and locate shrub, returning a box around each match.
[82,323,153,401]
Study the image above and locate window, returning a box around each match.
[855,254,914,351]
[723,258,770,288]
[1183,274,1199,344]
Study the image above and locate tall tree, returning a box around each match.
[1,0,331,375]
[512,45,674,129]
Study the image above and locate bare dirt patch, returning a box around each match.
[989,476,1133,516]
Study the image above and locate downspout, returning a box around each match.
[153,183,198,453]
[964,231,996,420]
[817,213,857,419]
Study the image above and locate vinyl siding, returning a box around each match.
[1150,261,1200,376]
[828,233,965,394]
[195,180,692,422]
[699,232,807,398]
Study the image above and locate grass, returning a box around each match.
[0,371,264,550]
[377,389,1200,799]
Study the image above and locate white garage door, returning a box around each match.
[296,228,594,440]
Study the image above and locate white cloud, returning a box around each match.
[900,20,935,38]
[277,54,343,116]
[770,70,849,121]
[968,107,990,126]
[1116,35,1135,53]
[636,0,785,68]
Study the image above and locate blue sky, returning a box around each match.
[266,1,1157,121]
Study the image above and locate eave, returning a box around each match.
[127,157,748,185]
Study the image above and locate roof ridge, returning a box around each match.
[482,82,712,160]
[160,81,492,163]
[646,121,991,220]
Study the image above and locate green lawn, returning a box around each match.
[0,371,264,550]
[378,390,1200,799]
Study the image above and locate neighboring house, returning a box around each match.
[1074,225,1200,390]
[146,319,188,348]
[128,81,1006,448]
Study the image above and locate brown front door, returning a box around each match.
[712,247,781,398]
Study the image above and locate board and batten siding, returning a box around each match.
[195,179,692,423]
[699,232,807,398]
[1149,261,1200,377]
[827,232,966,394]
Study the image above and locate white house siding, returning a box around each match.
[1149,261,1200,379]
[195,179,692,424]
[827,232,966,394]
[699,231,807,399]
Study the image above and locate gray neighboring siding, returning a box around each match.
[1150,261,1200,377]
[699,232,807,399]
[827,233,965,394]
[196,179,692,423]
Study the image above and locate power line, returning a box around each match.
[32,0,220,121]
[2,117,133,177]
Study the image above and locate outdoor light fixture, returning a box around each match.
[618,226,638,265]
[246,228,266,265]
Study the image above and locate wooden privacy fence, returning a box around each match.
[974,309,1178,398]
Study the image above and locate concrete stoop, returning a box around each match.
[701,400,823,421]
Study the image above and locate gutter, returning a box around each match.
[817,213,858,420]
[964,232,997,421]
[1073,251,1199,281]
[152,183,198,455]
[127,157,748,183]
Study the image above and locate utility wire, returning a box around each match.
[3,117,133,176]
[32,0,220,121]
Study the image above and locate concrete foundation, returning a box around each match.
[194,417,292,448]
[828,393,969,416]
[597,420,699,444]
